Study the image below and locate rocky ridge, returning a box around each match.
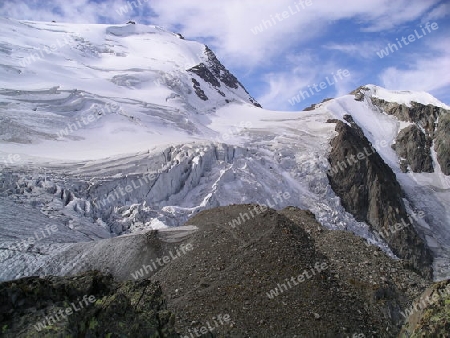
[326,115,433,279]
[0,270,178,337]
[354,86,450,174]
[1,205,439,337]
[154,205,429,337]
[188,46,261,107]
[399,278,450,337]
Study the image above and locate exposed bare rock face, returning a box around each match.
[369,95,449,174]
[0,205,435,337]
[326,115,433,278]
[0,271,179,338]
[151,205,428,337]
[393,124,433,173]
[187,46,261,107]
[434,112,450,175]
[399,278,450,337]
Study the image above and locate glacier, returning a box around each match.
[0,18,449,282]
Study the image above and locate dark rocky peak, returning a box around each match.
[370,98,445,137]
[188,63,221,88]
[326,116,433,278]
[203,45,239,89]
[1,206,436,337]
[187,45,261,107]
[393,124,433,173]
[352,86,447,136]
[352,86,450,175]
[434,113,450,175]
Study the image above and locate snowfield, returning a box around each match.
[0,19,448,281]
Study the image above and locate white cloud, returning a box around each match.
[1,0,441,70]
[333,71,360,98]
[1,0,447,108]
[257,52,358,110]
[258,72,315,110]
[323,42,385,59]
[0,0,132,24]
[421,3,450,23]
[148,0,439,68]
[379,39,450,95]
[358,1,440,32]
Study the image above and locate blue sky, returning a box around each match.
[1,0,449,111]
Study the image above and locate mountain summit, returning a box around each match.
[0,18,259,159]
[0,18,449,338]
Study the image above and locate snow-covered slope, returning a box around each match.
[0,20,449,282]
[0,18,258,160]
[323,87,450,280]
[366,85,450,110]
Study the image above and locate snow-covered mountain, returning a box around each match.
[0,19,449,282]
[0,18,259,159]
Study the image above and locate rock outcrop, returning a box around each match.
[188,46,261,107]
[154,205,428,337]
[326,115,433,278]
[435,112,450,175]
[392,124,433,173]
[0,205,434,337]
[399,278,450,337]
[368,92,449,174]
[0,270,178,337]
